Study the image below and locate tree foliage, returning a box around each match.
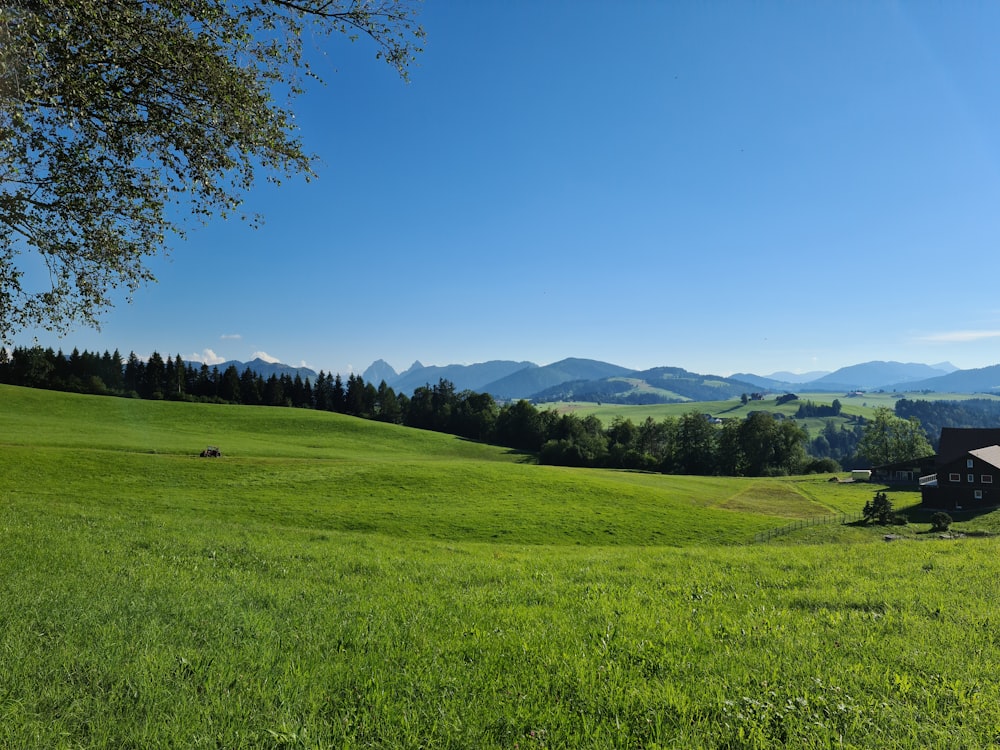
[857,406,934,466]
[0,0,423,336]
[862,490,894,525]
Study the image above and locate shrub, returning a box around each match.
[931,512,953,532]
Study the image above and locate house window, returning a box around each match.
[983,475,993,484]
[968,459,975,468]
[969,474,975,483]
[949,473,961,482]
[975,490,984,500]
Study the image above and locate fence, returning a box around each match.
[753,511,865,543]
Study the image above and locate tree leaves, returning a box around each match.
[0,0,423,337]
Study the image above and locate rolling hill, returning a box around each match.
[890,363,1000,393]
[531,366,763,404]
[479,357,635,400]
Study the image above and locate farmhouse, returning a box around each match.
[870,456,935,486]
[920,428,1000,510]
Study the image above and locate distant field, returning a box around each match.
[546,390,1000,427]
[3,384,1000,747]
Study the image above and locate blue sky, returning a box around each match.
[17,2,1000,377]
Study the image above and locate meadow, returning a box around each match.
[550,390,1000,425]
[2,384,1000,748]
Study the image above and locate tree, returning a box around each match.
[495,400,547,452]
[375,380,403,424]
[219,365,242,403]
[857,406,933,467]
[313,371,332,411]
[344,373,366,416]
[863,490,895,525]
[263,374,285,407]
[240,367,262,406]
[0,1,423,337]
[123,352,144,395]
[673,412,718,475]
[144,351,166,398]
[452,390,498,441]
[331,374,346,413]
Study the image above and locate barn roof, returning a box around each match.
[938,428,1000,462]
[969,445,1000,470]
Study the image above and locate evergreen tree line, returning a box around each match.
[0,346,399,414]
[894,398,1000,450]
[794,399,843,418]
[1,345,851,477]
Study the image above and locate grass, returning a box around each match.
[3,384,1000,747]
[550,390,1000,428]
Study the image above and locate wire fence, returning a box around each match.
[753,511,865,543]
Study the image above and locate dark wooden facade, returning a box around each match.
[921,444,1000,510]
[870,456,935,486]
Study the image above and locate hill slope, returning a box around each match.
[531,366,762,404]
[805,360,953,390]
[0,384,842,546]
[890,363,1000,393]
[482,358,635,400]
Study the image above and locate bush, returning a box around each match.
[930,512,953,532]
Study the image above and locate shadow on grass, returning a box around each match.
[847,498,1000,536]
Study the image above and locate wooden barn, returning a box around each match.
[870,456,936,486]
[920,428,1000,510]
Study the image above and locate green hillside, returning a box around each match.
[0,385,856,546]
[554,390,1000,425]
[3,385,1000,748]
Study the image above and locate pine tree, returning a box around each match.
[331,374,346,413]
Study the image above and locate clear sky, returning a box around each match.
[16,2,1000,377]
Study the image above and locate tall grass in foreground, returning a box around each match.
[1,506,998,748]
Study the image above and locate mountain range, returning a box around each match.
[215,355,1000,402]
[200,357,318,382]
[357,357,1000,403]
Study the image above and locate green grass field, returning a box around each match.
[3,384,1000,748]
[549,390,1000,427]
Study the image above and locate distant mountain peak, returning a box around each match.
[764,370,831,383]
[931,361,959,373]
[362,359,398,385]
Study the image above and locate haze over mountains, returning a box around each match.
[350,357,1000,403]
[220,355,999,404]
[202,357,318,382]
